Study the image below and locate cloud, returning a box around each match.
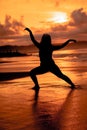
[68,8,87,36]
[0,15,27,46]
[47,8,87,41]
[0,15,25,37]
[51,24,67,32]
[69,8,87,26]
[0,8,87,46]
[33,8,87,42]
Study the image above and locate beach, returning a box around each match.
[0,46,87,130]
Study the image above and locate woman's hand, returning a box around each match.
[68,39,77,43]
[24,27,31,32]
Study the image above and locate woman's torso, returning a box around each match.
[39,45,54,65]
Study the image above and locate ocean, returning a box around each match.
[0,47,87,73]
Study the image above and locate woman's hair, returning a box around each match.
[40,34,51,45]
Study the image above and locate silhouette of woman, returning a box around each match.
[25,28,76,90]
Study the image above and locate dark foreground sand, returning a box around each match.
[0,69,87,130]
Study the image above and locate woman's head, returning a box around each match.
[40,34,51,46]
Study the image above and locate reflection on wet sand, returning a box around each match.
[32,89,74,130]
[32,87,87,130]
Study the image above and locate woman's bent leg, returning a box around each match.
[29,66,48,89]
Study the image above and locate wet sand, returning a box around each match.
[0,69,87,130]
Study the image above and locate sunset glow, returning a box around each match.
[48,12,68,23]
[0,0,87,45]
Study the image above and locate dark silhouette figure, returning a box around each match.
[25,28,76,90]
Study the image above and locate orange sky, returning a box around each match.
[0,0,87,45]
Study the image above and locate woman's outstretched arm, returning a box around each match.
[52,39,76,51]
[24,28,40,48]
